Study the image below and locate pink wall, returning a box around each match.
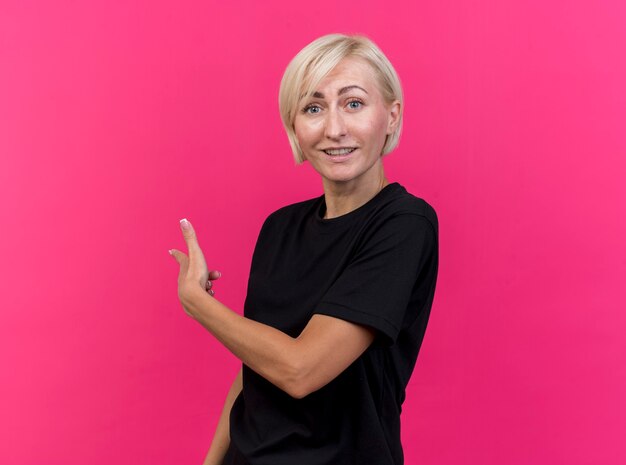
[1,1,625,463]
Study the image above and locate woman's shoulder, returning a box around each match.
[382,183,438,231]
[260,195,321,229]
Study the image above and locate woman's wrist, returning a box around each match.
[180,284,213,319]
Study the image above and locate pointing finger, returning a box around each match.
[179,218,205,260]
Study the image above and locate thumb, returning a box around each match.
[168,249,181,264]
[168,248,186,264]
[169,249,190,282]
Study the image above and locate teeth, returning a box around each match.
[324,148,355,156]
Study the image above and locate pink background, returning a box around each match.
[1,1,625,464]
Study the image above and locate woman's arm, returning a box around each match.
[186,292,375,399]
[202,367,243,465]
[170,219,376,399]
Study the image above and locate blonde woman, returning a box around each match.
[170,33,439,465]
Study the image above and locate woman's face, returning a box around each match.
[294,57,400,190]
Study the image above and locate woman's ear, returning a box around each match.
[386,100,401,135]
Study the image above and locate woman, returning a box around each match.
[170,33,439,465]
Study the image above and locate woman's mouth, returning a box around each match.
[322,147,357,156]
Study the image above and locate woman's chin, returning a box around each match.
[318,164,381,186]
[320,171,356,184]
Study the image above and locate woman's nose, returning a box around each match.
[324,107,347,139]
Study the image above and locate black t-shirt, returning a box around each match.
[224,182,439,465]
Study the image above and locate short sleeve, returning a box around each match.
[313,214,437,346]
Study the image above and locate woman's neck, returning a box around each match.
[322,174,389,220]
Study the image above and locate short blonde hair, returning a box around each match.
[279,33,404,164]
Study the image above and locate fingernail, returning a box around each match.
[180,218,191,230]
[218,271,222,278]
[168,249,173,255]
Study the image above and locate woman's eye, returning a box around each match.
[347,100,362,109]
[304,105,321,114]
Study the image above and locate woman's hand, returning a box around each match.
[169,218,221,316]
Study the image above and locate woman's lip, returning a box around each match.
[321,148,357,162]
[322,147,357,151]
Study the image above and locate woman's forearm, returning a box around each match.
[202,368,243,465]
[182,286,375,399]
[183,288,303,397]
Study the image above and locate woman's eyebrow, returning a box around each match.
[311,85,368,99]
